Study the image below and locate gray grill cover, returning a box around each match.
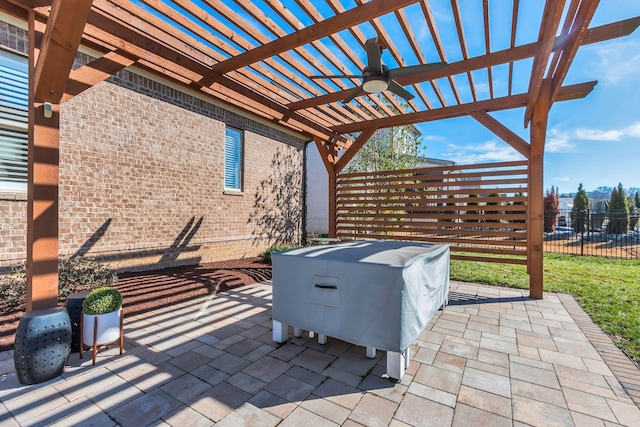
[272,240,450,352]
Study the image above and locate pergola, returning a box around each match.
[3,0,638,310]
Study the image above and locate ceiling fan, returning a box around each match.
[309,37,448,103]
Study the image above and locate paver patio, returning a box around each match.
[1,281,639,426]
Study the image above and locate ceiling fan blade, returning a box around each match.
[388,80,415,101]
[365,38,382,75]
[387,61,448,79]
[309,74,362,79]
[344,86,365,103]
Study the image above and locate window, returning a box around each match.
[0,49,28,191]
[224,126,243,191]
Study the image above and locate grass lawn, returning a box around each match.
[450,253,640,365]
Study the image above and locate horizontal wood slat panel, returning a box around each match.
[338,168,528,184]
[338,233,528,247]
[337,162,529,264]
[337,194,527,204]
[337,220,526,232]
[338,206,527,214]
[338,178,527,193]
[338,186,529,198]
[451,254,527,265]
[338,160,529,179]
[338,212,527,230]
[336,225,525,239]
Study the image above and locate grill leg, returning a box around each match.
[387,347,410,380]
[272,320,288,343]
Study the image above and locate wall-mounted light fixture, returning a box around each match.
[43,102,52,119]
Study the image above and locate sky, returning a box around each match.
[409,0,640,196]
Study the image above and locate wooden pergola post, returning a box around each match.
[26,10,59,311]
[25,0,93,311]
[528,78,552,299]
[314,138,339,237]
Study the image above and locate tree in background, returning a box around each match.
[466,193,480,223]
[571,183,590,233]
[485,192,503,223]
[544,186,560,232]
[607,183,630,234]
[635,191,640,209]
[511,191,526,224]
[344,125,422,173]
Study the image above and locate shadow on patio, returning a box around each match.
[1,281,640,426]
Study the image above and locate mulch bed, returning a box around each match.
[0,257,272,353]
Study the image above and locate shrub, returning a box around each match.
[0,263,27,311]
[82,287,122,315]
[261,244,295,264]
[0,257,118,314]
[571,183,590,233]
[58,257,117,297]
[544,186,560,232]
[607,183,630,234]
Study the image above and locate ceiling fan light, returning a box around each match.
[363,77,388,93]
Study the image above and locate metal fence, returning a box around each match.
[544,209,640,260]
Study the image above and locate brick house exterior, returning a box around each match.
[0,16,306,272]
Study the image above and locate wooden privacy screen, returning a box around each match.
[336,160,528,265]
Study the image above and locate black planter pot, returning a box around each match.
[13,307,71,385]
[64,291,90,353]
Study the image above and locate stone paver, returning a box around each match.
[109,388,182,427]
[394,392,454,426]
[2,281,639,427]
[349,393,398,427]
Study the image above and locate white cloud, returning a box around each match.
[575,128,623,141]
[554,177,570,182]
[422,135,446,141]
[544,122,640,152]
[575,122,640,141]
[442,140,524,163]
[546,127,575,153]
[592,40,640,86]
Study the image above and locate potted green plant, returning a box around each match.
[81,287,123,364]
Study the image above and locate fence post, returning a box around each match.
[580,210,585,256]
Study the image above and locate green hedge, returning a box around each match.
[0,257,118,313]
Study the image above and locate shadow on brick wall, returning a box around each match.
[72,218,112,258]
[85,216,203,272]
[247,149,303,246]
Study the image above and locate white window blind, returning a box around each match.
[224,127,243,190]
[0,50,28,191]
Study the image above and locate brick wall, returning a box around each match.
[0,20,306,272]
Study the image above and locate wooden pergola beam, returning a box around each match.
[523,0,566,127]
[62,50,136,103]
[33,0,94,103]
[331,82,594,134]
[470,111,530,159]
[287,18,633,112]
[549,0,600,101]
[335,128,378,174]
[80,3,347,145]
[211,0,419,75]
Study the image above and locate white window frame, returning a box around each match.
[224,126,244,192]
[0,48,28,192]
